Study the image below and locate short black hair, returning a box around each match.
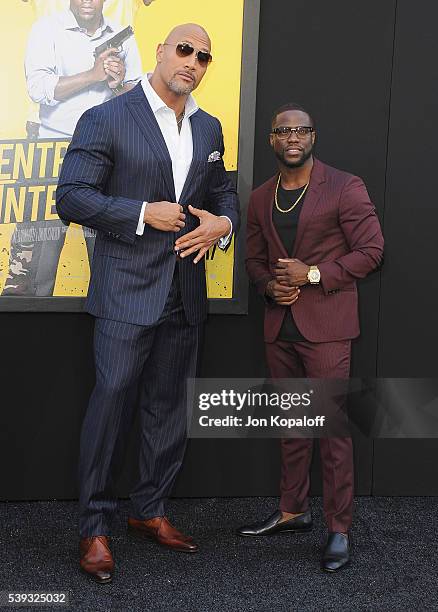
[271,103,315,129]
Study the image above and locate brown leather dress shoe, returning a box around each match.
[128,516,199,553]
[80,536,114,584]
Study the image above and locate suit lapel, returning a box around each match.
[264,176,289,258]
[125,84,176,202]
[179,111,204,204]
[292,159,326,256]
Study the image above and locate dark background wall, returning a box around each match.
[374,0,438,494]
[1,0,437,500]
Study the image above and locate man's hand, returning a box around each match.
[174,205,231,264]
[275,258,310,287]
[90,48,121,83]
[144,202,186,232]
[266,280,300,306]
[104,54,126,89]
[54,48,125,101]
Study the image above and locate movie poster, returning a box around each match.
[0,0,247,310]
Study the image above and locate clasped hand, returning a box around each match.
[266,258,310,306]
[144,201,186,232]
[175,205,230,264]
[144,202,230,264]
[93,48,126,89]
[275,258,310,287]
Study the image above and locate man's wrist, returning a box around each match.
[143,202,151,225]
[216,216,233,250]
[218,216,231,238]
[265,279,275,296]
[86,67,101,85]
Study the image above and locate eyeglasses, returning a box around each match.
[271,126,314,140]
[162,42,213,67]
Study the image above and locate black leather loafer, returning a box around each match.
[237,510,313,537]
[321,532,350,572]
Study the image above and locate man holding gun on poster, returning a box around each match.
[21,0,156,138]
[24,0,142,139]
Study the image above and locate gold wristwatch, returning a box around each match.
[307,265,321,284]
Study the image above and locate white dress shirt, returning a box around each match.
[25,10,142,138]
[136,74,232,247]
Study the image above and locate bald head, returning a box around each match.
[151,22,212,100]
[164,23,211,51]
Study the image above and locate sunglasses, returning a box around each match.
[162,42,213,67]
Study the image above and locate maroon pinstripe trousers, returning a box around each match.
[265,339,354,533]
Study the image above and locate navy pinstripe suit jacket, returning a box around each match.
[56,83,240,326]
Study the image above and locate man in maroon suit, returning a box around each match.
[237,103,384,572]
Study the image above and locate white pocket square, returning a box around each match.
[208,151,221,163]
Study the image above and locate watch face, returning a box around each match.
[309,269,320,283]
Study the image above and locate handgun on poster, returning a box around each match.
[94,25,134,57]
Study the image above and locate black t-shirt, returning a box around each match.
[272,184,306,342]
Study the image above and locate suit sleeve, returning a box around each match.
[245,192,274,297]
[318,176,384,294]
[56,106,143,244]
[204,120,240,234]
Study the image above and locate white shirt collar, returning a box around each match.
[141,73,199,118]
[59,9,115,36]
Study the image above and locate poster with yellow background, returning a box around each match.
[0,0,243,304]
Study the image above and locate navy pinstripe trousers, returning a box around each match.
[78,265,200,537]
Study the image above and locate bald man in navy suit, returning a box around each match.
[57,23,239,583]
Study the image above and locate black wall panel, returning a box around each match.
[377,0,438,377]
[374,0,438,494]
[0,313,94,499]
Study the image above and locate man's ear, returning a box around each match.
[269,134,274,148]
[156,43,163,63]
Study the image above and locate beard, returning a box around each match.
[275,145,313,168]
[167,76,195,96]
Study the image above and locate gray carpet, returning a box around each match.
[0,497,436,611]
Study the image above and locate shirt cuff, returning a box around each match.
[27,73,61,106]
[217,216,233,250]
[136,202,147,235]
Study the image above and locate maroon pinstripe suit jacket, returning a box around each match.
[246,159,384,343]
